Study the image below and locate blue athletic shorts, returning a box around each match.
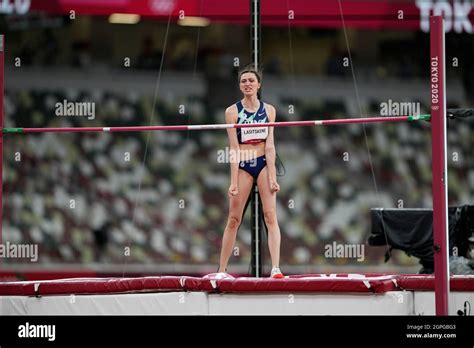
[239,155,266,179]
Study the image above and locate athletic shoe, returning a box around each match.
[270,267,284,279]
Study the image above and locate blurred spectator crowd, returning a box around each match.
[2,87,473,271]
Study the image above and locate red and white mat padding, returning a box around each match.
[1,274,473,315]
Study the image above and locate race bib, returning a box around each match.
[241,126,268,143]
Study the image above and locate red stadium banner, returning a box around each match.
[1,1,474,32]
[27,0,200,17]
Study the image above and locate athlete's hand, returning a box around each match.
[269,178,280,193]
[228,184,239,197]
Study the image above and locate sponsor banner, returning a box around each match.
[3,1,474,31]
